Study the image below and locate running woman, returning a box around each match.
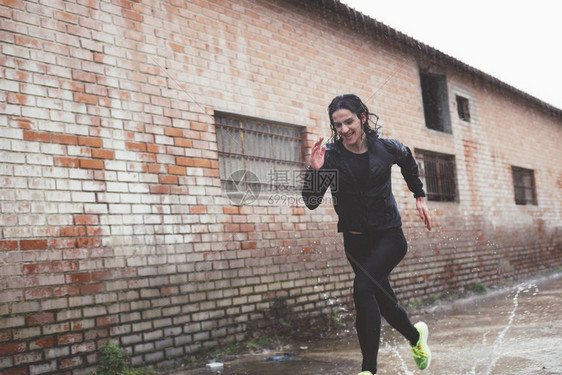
[302,94,432,375]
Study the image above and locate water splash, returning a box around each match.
[476,282,538,375]
[384,340,414,375]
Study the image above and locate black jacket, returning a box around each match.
[302,132,425,232]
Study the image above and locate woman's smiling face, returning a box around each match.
[332,108,366,148]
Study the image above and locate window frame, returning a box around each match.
[456,95,471,122]
[511,166,538,206]
[419,70,452,133]
[415,149,458,203]
[214,112,306,202]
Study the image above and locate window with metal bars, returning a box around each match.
[415,150,458,202]
[215,113,305,196]
[511,166,537,205]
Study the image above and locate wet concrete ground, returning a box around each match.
[174,273,562,375]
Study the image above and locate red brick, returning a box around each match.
[60,226,86,237]
[26,312,55,326]
[240,224,255,232]
[77,237,101,248]
[0,240,18,251]
[122,8,142,22]
[174,138,193,147]
[170,186,188,195]
[125,142,146,152]
[72,70,97,83]
[148,164,167,174]
[79,159,104,169]
[0,0,25,10]
[164,127,183,137]
[54,10,78,24]
[190,206,206,214]
[0,342,26,355]
[30,336,55,349]
[54,157,80,168]
[224,224,240,232]
[175,157,193,166]
[53,285,80,297]
[223,206,240,215]
[20,239,48,250]
[74,215,98,225]
[168,165,186,175]
[91,149,114,159]
[147,144,165,153]
[73,92,98,105]
[292,207,305,215]
[80,283,103,294]
[91,271,113,281]
[158,175,178,184]
[57,332,82,345]
[67,273,91,283]
[78,136,103,148]
[241,241,257,250]
[150,185,169,194]
[23,130,50,143]
[192,158,212,168]
[0,366,28,375]
[139,153,156,162]
[190,122,208,131]
[52,134,78,145]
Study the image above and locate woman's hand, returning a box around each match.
[310,137,326,170]
[416,197,432,231]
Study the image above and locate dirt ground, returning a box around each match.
[172,272,562,375]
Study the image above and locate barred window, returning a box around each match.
[511,166,537,205]
[215,113,305,201]
[415,150,458,202]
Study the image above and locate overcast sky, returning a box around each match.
[339,0,562,110]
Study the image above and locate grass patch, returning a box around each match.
[92,343,156,375]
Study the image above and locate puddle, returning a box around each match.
[176,274,562,375]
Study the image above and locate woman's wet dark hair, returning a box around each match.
[327,94,380,143]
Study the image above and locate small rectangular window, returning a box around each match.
[415,150,458,202]
[420,72,452,133]
[511,166,537,205]
[456,95,470,121]
[215,113,305,203]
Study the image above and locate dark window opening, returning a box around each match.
[416,150,457,202]
[512,166,537,205]
[420,72,452,133]
[456,95,470,121]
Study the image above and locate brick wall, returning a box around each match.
[1,0,560,373]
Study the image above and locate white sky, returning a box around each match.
[339,0,562,110]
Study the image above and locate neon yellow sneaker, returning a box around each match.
[411,321,431,370]
[357,372,375,375]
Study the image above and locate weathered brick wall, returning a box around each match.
[0,0,560,373]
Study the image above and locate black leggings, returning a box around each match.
[343,227,419,373]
